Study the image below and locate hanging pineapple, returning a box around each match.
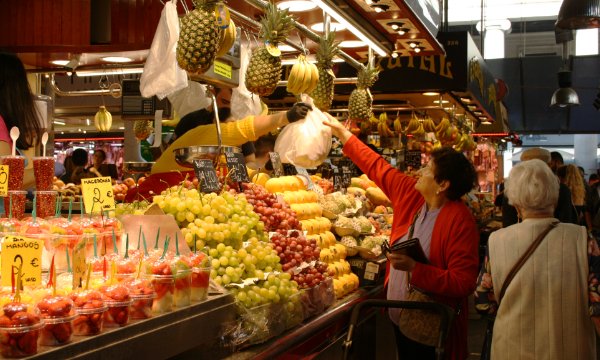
[245,3,295,97]
[348,64,380,122]
[134,120,153,141]
[176,0,221,74]
[309,32,340,111]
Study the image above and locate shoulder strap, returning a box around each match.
[497,221,558,306]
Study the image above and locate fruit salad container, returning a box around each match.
[99,284,131,327]
[123,278,155,320]
[190,267,210,302]
[173,269,192,308]
[69,290,106,336]
[0,302,44,358]
[147,275,174,314]
[35,295,76,346]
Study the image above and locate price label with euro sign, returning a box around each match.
[0,165,7,196]
[225,152,250,183]
[1,235,43,287]
[81,176,116,213]
[193,159,221,193]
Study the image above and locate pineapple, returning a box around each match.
[245,3,295,97]
[310,32,340,112]
[348,64,380,122]
[177,0,221,74]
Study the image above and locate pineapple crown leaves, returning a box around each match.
[192,0,221,9]
[259,2,296,45]
[357,64,380,89]
[316,32,341,68]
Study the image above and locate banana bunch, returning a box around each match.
[435,118,451,141]
[432,140,442,150]
[405,113,421,133]
[393,116,402,134]
[412,123,425,137]
[454,133,477,152]
[377,112,395,137]
[422,116,436,133]
[94,106,112,132]
[216,19,237,58]
[287,54,319,95]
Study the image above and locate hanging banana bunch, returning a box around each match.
[377,112,395,137]
[435,118,451,140]
[286,54,319,95]
[215,19,237,58]
[94,106,112,132]
[422,116,436,133]
[393,115,402,135]
[405,113,420,134]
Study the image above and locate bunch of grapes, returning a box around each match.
[111,200,151,216]
[153,187,264,250]
[229,273,300,308]
[240,183,301,232]
[270,230,320,272]
[291,262,332,290]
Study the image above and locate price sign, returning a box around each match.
[81,176,115,214]
[333,168,343,192]
[283,163,297,176]
[268,152,283,177]
[1,235,43,287]
[405,150,422,170]
[341,166,353,189]
[72,240,86,289]
[0,165,8,196]
[225,152,250,183]
[295,166,315,190]
[193,159,221,193]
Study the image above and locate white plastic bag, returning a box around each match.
[167,82,212,118]
[140,0,188,99]
[231,40,263,119]
[274,95,332,168]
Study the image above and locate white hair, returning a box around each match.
[506,159,559,213]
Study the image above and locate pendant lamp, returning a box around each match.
[550,70,580,108]
[556,0,600,29]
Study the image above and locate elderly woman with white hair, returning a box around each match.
[475,159,600,359]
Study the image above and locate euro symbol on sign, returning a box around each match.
[106,190,112,198]
[0,171,6,185]
[30,258,39,267]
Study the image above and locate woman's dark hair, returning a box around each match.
[71,148,89,167]
[94,149,106,161]
[174,109,213,138]
[0,52,42,149]
[431,147,476,201]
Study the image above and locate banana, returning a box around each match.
[299,57,312,94]
[393,118,402,134]
[306,63,319,93]
[432,140,442,150]
[216,19,237,58]
[435,117,450,133]
[383,122,395,137]
[370,115,379,124]
[287,55,304,94]
[423,117,436,133]
[412,123,425,137]
[405,118,420,133]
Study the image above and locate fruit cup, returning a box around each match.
[1,156,25,191]
[173,269,192,308]
[123,278,155,320]
[36,295,76,346]
[35,190,58,219]
[32,157,55,191]
[148,275,174,314]
[70,290,106,336]
[99,284,131,327]
[4,190,27,219]
[115,257,137,283]
[0,302,43,358]
[191,267,210,302]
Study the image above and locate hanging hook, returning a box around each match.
[98,74,109,90]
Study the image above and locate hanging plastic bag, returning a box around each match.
[167,82,211,118]
[274,95,332,168]
[140,0,188,99]
[231,39,262,119]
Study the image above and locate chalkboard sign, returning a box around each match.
[193,159,221,193]
[295,166,314,190]
[225,152,250,183]
[405,150,422,169]
[269,152,283,177]
[283,163,297,176]
[333,166,352,191]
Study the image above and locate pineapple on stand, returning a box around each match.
[309,32,340,112]
[177,0,221,74]
[245,3,295,97]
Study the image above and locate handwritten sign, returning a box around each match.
[193,159,221,193]
[0,165,7,196]
[405,150,422,170]
[214,60,232,79]
[81,176,115,213]
[295,166,315,190]
[225,152,250,183]
[268,152,283,177]
[72,239,86,289]
[1,235,43,287]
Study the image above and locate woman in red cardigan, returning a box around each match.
[325,117,479,360]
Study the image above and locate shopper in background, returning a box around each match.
[557,164,586,225]
[70,148,97,184]
[549,150,564,174]
[502,147,578,227]
[0,52,43,189]
[324,115,479,360]
[88,149,118,179]
[475,159,599,359]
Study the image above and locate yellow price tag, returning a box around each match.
[0,165,8,197]
[213,60,232,79]
[72,240,86,289]
[81,176,116,213]
[1,235,43,287]
[214,4,230,29]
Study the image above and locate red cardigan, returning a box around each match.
[343,136,480,360]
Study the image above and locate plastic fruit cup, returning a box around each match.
[73,306,106,336]
[1,156,25,191]
[103,300,133,327]
[191,267,210,302]
[32,157,55,191]
[4,190,27,219]
[173,270,192,308]
[35,190,57,218]
[38,315,76,346]
[129,294,155,320]
[148,275,174,314]
[0,322,44,358]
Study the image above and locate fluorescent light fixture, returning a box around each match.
[278,44,297,52]
[309,0,388,56]
[53,120,66,126]
[422,92,439,96]
[433,99,449,104]
[473,111,483,115]
[481,121,492,125]
[340,40,367,48]
[460,97,471,103]
[309,22,346,32]
[86,118,90,126]
[277,0,317,12]
[51,60,70,66]
[119,127,125,130]
[101,56,133,63]
[76,67,144,77]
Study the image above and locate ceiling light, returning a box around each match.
[433,99,449,104]
[473,111,483,115]
[101,56,133,63]
[339,40,367,48]
[388,22,403,30]
[468,105,477,110]
[550,70,580,107]
[278,44,297,52]
[309,22,346,32]
[397,28,409,35]
[76,67,144,77]
[50,60,70,66]
[422,92,439,96]
[409,41,419,48]
[372,4,389,13]
[310,0,388,56]
[460,97,471,103]
[391,52,398,58]
[53,120,66,126]
[413,46,422,53]
[556,0,600,30]
[277,1,318,12]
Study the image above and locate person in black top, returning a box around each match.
[502,147,578,227]
[88,149,118,179]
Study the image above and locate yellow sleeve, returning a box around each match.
[151,116,256,174]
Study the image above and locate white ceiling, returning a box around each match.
[447,0,562,24]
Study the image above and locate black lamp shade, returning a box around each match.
[551,70,580,107]
[556,0,600,29]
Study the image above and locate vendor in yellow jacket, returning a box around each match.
[151,102,311,174]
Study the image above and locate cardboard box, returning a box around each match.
[347,255,387,286]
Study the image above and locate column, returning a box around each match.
[477,19,512,60]
[574,134,598,178]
